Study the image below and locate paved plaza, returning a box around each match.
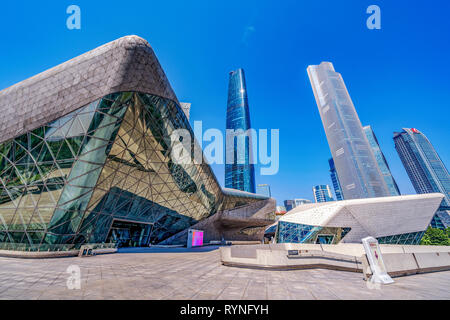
[0,247,449,300]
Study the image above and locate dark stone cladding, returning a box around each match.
[0,35,178,144]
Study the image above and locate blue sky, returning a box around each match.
[1,0,449,205]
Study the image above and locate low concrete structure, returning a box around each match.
[221,243,450,279]
[275,193,444,245]
[0,245,117,259]
[221,243,364,272]
[0,249,79,259]
[362,251,450,279]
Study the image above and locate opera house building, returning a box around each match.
[0,36,275,251]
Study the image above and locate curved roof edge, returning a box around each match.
[0,35,178,144]
[279,193,444,232]
[222,187,270,200]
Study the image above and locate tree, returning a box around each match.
[420,227,450,246]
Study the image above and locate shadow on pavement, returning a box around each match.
[117,246,222,254]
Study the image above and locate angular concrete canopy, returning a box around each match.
[279,193,444,243]
[0,35,178,144]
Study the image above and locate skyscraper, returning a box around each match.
[256,184,271,197]
[312,185,334,203]
[363,125,400,196]
[307,62,390,200]
[294,199,312,206]
[283,199,311,212]
[394,128,450,228]
[328,158,344,201]
[225,68,256,193]
[284,200,295,212]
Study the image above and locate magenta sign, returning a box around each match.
[191,230,204,247]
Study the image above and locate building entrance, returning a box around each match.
[106,219,153,247]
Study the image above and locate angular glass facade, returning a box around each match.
[328,158,344,200]
[276,220,425,245]
[0,92,265,249]
[394,128,450,228]
[276,221,351,244]
[377,231,425,245]
[430,206,450,229]
[225,68,256,193]
[307,62,390,200]
[363,125,400,196]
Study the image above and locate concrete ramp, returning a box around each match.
[222,243,363,272]
[221,243,450,279]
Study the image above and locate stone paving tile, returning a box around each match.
[0,248,449,300]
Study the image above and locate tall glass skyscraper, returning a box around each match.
[394,128,450,228]
[394,128,450,206]
[363,125,400,196]
[312,185,334,203]
[307,62,390,200]
[328,158,344,201]
[225,68,256,193]
[394,128,450,205]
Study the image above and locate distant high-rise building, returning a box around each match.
[225,68,256,193]
[307,62,390,200]
[256,184,271,197]
[394,128,450,204]
[328,158,344,201]
[284,200,295,212]
[363,125,400,196]
[294,199,312,206]
[312,185,334,203]
[394,128,450,228]
[284,199,311,212]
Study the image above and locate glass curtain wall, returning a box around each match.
[0,92,262,249]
